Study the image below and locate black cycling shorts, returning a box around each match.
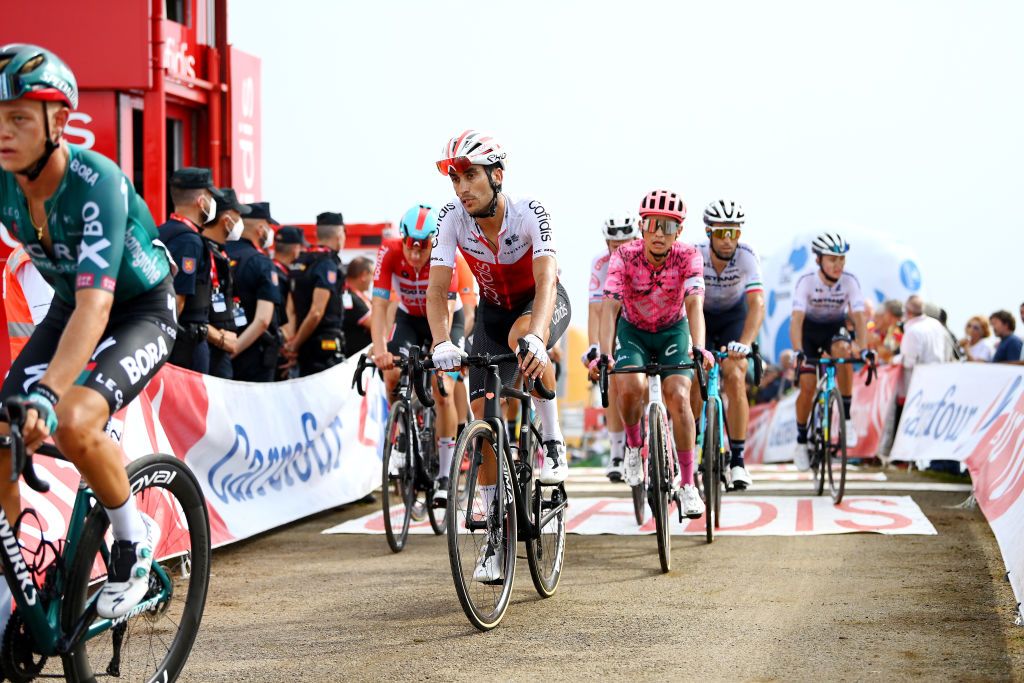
[705,299,747,352]
[388,309,466,356]
[800,318,851,372]
[469,282,571,401]
[1,278,178,416]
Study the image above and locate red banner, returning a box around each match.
[228,48,262,205]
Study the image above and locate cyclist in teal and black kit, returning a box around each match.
[0,44,176,621]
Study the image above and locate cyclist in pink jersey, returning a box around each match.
[594,189,713,519]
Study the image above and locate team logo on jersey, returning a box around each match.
[182,257,196,274]
[76,273,95,288]
[101,276,116,292]
[327,270,337,284]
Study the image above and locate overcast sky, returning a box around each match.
[231,0,1024,335]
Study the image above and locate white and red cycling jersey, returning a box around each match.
[431,194,557,311]
[373,237,459,317]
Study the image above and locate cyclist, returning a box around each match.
[790,232,869,470]
[694,200,764,489]
[371,204,464,508]
[595,190,712,519]
[583,213,639,482]
[427,130,571,583]
[0,44,175,619]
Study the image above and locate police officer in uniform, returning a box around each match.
[225,201,281,382]
[283,212,345,376]
[202,188,250,379]
[158,167,222,373]
[273,226,305,378]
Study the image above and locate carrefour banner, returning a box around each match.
[891,363,1024,625]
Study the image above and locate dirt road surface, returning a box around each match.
[175,479,1022,682]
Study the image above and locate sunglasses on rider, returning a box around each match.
[709,227,740,240]
[605,225,634,237]
[436,156,474,176]
[404,237,430,250]
[641,217,682,236]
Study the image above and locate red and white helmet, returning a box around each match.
[638,189,687,222]
[436,130,507,175]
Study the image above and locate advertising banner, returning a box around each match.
[228,47,262,205]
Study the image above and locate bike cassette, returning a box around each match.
[0,612,46,682]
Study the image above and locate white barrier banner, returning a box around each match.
[891,362,1024,624]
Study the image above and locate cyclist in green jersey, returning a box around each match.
[0,44,176,620]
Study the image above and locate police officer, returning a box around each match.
[225,201,281,382]
[202,188,250,379]
[273,226,305,378]
[284,212,345,376]
[158,167,222,373]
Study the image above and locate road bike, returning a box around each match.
[599,349,707,573]
[0,401,211,682]
[697,345,762,543]
[431,341,567,631]
[800,354,876,504]
[353,348,447,552]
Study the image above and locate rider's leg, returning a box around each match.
[508,315,561,444]
[664,374,696,483]
[433,373,457,480]
[383,367,401,403]
[831,339,854,419]
[722,357,750,466]
[470,396,498,511]
[615,373,646,448]
[606,378,625,463]
[795,371,816,440]
[454,374,469,438]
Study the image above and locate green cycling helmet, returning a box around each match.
[0,43,78,109]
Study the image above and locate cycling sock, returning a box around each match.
[609,431,626,462]
[678,449,695,485]
[438,438,455,480]
[535,396,563,443]
[842,395,852,420]
[479,485,496,514]
[624,422,643,449]
[105,495,146,543]
[796,423,808,444]
[729,439,746,468]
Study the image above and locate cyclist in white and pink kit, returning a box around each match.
[593,190,714,518]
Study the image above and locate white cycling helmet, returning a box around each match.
[436,130,507,174]
[703,199,745,226]
[602,214,639,240]
[811,232,850,256]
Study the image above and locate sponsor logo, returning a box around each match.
[69,157,99,186]
[76,273,95,288]
[0,517,36,605]
[437,202,456,222]
[552,299,569,326]
[111,594,165,627]
[118,336,170,385]
[486,152,507,164]
[40,68,76,108]
[528,200,553,242]
[101,276,116,292]
[900,385,978,443]
[125,232,168,285]
[182,257,197,274]
[471,261,502,306]
[504,233,520,247]
[130,468,178,496]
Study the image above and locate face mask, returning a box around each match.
[226,216,243,242]
[262,227,274,250]
[201,196,217,225]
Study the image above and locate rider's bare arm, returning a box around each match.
[600,297,622,362]
[426,265,454,347]
[850,309,868,352]
[588,302,601,347]
[790,310,805,357]
[527,255,558,341]
[685,294,706,351]
[39,288,113,395]
[740,290,766,347]
[369,296,391,357]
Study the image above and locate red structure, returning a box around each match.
[0,0,262,220]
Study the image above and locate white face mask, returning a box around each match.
[201,195,217,225]
[262,226,274,250]
[226,216,243,241]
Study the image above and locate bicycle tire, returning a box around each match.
[382,401,414,553]
[631,479,646,526]
[61,454,211,683]
[446,420,516,631]
[423,408,447,536]
[525,435,566,599]
[703,398,719,544]
[649,403,671,573]
[809,397,827,497]
[826,388,848,504]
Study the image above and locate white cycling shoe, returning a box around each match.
[624,446,643,487]
[97,512,161,619]
[793,442,811,472]
[473,538,504,583]
[680,484,705,519]
[730,464,753,490]
[539,441,568,484]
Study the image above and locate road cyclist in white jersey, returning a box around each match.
[692,200,765,489]
[584,213,639,482]
[789,232,871,469]
[427,130,571,583]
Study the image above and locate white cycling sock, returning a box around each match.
[0,583,10,642]
[438,438,456,480]
[479,484,496,513]
[609,431,626,462]
[535,396,563,444]
[105,495,146,543]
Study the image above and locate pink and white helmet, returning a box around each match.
[638,189,687,222]
[436,130,507,175]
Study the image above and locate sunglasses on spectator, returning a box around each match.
[709,227,741,240]
[404,237,431,250]
[968,323,982,331]
[641,217,682,236]
[436,156,474,176]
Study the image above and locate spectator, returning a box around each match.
[342,256,374,357]
[201,188,249,378]
[755,363,783,404]
[897,295,954,375]
[989,310,1022,363]
[226,202,282,381]
[159,167,222,373]
[870,299,903,363]
[272,226,305,378]
[959,316,994,362]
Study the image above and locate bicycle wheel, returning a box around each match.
[61,454,211,682]
[423,411,447,536]
[631,471,647,526]
[525,437,566,599]
[382,401,415,553]
[826,388,848,504]
[809,398,827,497]
[702,398,719,544]
[446,420,517,631]
[648,403,671,573]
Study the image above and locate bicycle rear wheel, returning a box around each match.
[702,399,720,544]
[526,442,566,598]
[382,401,415,552]
[61,454,211,683]
[446,420,517,631]
[649,403,671,573]
[423,410,447,536]
[826,388,848,504]
[809,398,827,497]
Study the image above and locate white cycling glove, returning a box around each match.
[581,343,600,368]
[432,340,465,371]
[726,341,751,356]
[521,333,549,367]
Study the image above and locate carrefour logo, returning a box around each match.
[899,260,921,292]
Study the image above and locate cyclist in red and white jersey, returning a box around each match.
[427,131,571,583]
[583,214,639,482]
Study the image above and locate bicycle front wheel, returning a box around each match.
[61,454,211,683]
[702,399,720,544]
[826,388,848,504]
[446,420,517,631]
[382,401,415,552]
[649,403,671,573]
[809,399,827,497]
